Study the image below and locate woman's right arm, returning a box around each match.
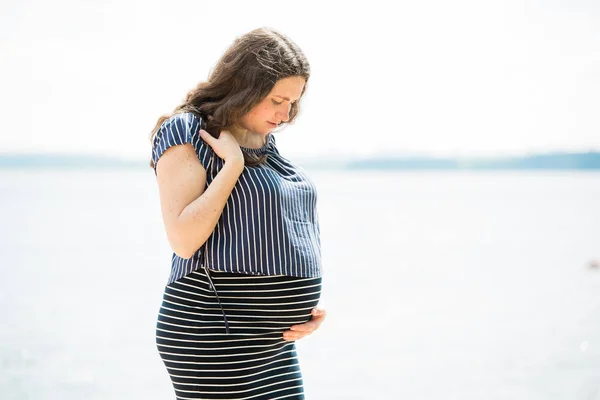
[155,132,244,259]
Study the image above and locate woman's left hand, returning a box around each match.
[283,308,327,342]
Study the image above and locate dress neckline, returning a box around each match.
[239,133,273,155]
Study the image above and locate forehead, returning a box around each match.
[270,76,306,101]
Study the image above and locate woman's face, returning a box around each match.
[238,76,306,136]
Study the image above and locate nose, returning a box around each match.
[277,104,291,123]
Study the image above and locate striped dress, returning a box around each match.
[151,112,324,399]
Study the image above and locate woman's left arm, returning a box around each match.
[282,308,327,342]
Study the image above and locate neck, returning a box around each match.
[229,124,267,149]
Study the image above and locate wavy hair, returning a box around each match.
[149,27,311,168]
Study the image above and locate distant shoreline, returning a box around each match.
[0,151,599,170]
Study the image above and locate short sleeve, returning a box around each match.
[151,112,212,174]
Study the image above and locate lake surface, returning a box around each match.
[1,168,599,399]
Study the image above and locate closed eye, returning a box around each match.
[272,98,297,106]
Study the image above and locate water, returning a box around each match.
[1,169,599,399]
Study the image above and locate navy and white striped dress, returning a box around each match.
[151,112,324,399]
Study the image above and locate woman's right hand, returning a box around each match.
[199,129,244,169]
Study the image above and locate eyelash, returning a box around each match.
[272,99,295,106]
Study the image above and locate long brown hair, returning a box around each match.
[149,27,311,168]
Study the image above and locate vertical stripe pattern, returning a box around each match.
[155,268,322,399]
[151,112,323,285]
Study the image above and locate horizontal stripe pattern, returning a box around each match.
[151,112,323,284]
[156,268,322,399]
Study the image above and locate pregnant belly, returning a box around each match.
[159,268,322,336]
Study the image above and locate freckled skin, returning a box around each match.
[230,76,306,147]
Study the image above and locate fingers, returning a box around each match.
[292,308,327,331]
[289,319,319,332]
[199,129,226,142]
[283,330,309,342]
[199,129,244,168]
[198,129,214,143]
[311,308,327,318]
[282,307,327,341]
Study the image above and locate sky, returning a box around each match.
[0,0,599,160]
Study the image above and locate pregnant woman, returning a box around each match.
[149,27,327,399]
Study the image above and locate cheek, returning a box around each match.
[252,107,272,119]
